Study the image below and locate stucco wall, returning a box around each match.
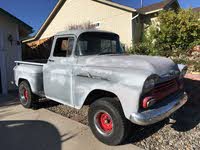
[0,14,21,94]
[40,0,133,46]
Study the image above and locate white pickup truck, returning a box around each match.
[14,30,188,145]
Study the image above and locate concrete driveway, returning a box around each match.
[0,96,141,150]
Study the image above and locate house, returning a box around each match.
[23,0,180,47]
[136,0,180,40]
[0,8,33,95]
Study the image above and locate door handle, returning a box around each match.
[48,59,55,62]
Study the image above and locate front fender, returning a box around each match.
[73,67,153,119]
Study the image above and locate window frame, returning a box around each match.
[75,32,123,57]
[52,36,75,58]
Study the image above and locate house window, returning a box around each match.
[53,37,74,57]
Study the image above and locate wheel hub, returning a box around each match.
[23,89,29,101]
[96,112,113,133]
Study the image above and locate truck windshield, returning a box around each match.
[76,32,124,56]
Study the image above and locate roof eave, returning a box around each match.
[22,0,66,43]
[164,0,180,9]
[0,8,33,33]
[92,0,136,12]
[138,0,180,15]
[140,8,164,15]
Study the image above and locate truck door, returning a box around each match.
[43,35,75,106]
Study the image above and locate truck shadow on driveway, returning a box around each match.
[32,99,60,109]
[127,119,168,144]
[0,120,76,150]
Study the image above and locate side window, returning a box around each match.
[53,37,74,57]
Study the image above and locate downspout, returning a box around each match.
[131,13,140,44]
[131,0,143,43]
[132,0,143,20]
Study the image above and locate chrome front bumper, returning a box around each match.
[130,92,188,126]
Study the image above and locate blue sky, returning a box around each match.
[0,0,199,34]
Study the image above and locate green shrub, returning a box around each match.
[128,42,152,55]
[130,9,200,57]
[141,9,200,57]
[128,9,200,72]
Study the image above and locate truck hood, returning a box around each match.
[81,55,179,76]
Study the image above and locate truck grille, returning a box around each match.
[151,79,179,100]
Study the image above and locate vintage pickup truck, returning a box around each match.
[14,30,188,145]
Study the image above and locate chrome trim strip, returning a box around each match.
[130,92,188,126]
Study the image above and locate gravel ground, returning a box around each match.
[36,75,200,150]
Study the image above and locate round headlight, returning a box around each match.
[144,79,155,90]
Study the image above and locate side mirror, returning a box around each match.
[122,45,126,51]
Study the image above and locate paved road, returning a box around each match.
[0,103,142,150]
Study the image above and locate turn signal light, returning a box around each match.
[142,96,156,108]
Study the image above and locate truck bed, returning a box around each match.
[14,59,45,96]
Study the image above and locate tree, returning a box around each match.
[147,9,200,56]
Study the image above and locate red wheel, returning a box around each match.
[19,81,35,108]
[88,98,130,145]
[95,111,113,135]
[19,86,29,105]
[23,88,29,101]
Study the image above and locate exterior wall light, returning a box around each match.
[8,34,13,45]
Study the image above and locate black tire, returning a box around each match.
[18,81,37,108]
[88,97,130,145]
